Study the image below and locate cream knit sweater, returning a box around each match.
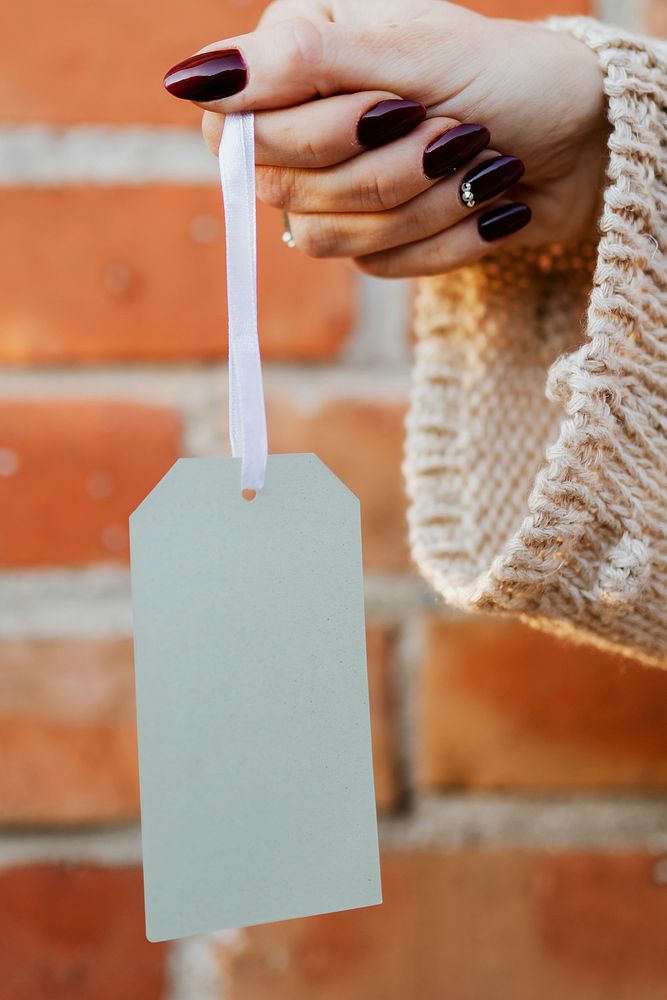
[405,17,667,667]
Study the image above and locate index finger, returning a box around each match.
[202,92,427,168]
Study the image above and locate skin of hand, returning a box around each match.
[163,0,608,278]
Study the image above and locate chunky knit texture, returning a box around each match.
[405,18,667,667]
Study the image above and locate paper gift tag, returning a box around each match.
[130,453,381,941]
[131,112,381,940]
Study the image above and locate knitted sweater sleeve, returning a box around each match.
[404,17,667,667]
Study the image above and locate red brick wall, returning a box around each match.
[7,1,667,998]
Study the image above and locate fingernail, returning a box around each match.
[357,99,427,150]
[460,155,525,208]
[164,48,248,101]
[423,123,490,180]
[478,202,532,241]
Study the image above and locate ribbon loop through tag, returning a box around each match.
[219,112,268,493]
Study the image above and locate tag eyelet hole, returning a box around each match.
[241,488,257,503]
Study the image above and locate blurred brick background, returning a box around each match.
[1,0,667,998]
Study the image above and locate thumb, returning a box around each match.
[163,18,419,113]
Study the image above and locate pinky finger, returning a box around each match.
[355,202,532,279]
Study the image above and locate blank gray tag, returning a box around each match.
[130,453,381,941]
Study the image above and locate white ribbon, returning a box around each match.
[219,112,268,492]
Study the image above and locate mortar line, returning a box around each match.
[0,568,438,640]
[3,795,667,866]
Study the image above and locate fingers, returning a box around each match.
[284,150,522,258]
[256,118,449,212]
[202,91,426,168]
[255,118,492,214]
[354,201,533,279]
[164,18,425,113]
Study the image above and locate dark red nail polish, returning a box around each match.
[460,155,525,208]
[423,123,490,180]
[164,48,248,102]
[478,202,532,241]
[357,99,427,149]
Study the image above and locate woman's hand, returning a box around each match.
[163,0,607,277]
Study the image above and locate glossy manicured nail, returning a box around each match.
[460,155,525,208]
[357,99,427,149]
[164,48,248,101]
[478,202,532,241]
[423,123,490,180]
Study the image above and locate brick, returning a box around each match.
[268,396,409,572]
[0,0,589,126]
[366,627,401,812]
[0,400,180,567]
[0,629,399,821]
[0,630,399,824]
[0,1,267,126]
[0,639,138,824]
[418,617,667,791]
[0,865,165,1000]
[0,188,354,363]
[216,849,667,1000]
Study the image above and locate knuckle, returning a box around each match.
[358,172,401,212]
[278,16,326,76]
[294,215,337,258]
[279,119,321,168]
[255,165,293,209]
[411,200,444,242]
[426,238,456,273]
